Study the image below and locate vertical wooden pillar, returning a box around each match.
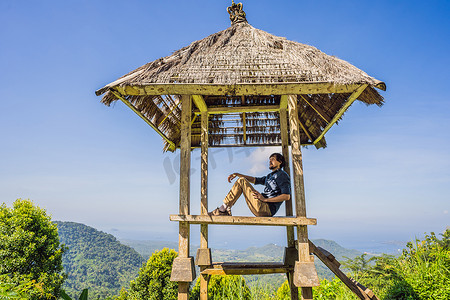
[170,95,195,300]
[200,111,209,244]
[280,96,298,300]
[287,94,319,300]
[280,96,295,246]
[199,111,211,300]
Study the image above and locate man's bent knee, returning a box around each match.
[236,177,248,185]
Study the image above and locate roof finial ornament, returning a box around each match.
[227,0,247,25]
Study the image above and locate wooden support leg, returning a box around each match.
[301,287,313,300]
[178,282,189,300]
[288,94,319,296]
[175,94,193,299]
[288,271,299,300]
[199,108,210,300]
[171,223,195,283]
[199,271,209,300]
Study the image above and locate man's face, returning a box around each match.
[269,156,281,170]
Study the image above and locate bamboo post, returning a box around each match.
[287,94,318,300]
[280,95,298,300]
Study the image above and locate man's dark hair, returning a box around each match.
[270,153,285,169]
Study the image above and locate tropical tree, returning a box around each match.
[0,199,66,299]
[125,248,178,300]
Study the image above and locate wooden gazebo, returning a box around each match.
[96,2,385,300]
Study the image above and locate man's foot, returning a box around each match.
[208,207,232,216]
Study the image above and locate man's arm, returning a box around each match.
[252,192,290,202]
[228,173,256,183]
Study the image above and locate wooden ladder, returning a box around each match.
[308,240,379,300]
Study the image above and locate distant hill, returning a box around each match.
[55,222,365,296]
[120,239,179,260]
[55,222,145,299]
[122,238,364,287]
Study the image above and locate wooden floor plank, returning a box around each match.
[169,215,317,226]
[200,262,292,275]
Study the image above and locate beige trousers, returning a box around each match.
[223,177,272,217]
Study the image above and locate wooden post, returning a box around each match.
[287,94,319,300]
[170,94,195,300]
[200,111,209,242]
[280,95,298,300]
[199,110,210,300]
[280,96,295,246]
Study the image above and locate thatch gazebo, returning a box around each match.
[96,2,385,300]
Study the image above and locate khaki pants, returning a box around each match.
[223,177,272,217]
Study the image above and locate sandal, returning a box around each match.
[208,207,232,216]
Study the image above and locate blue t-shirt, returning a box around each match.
[254,169,291,216]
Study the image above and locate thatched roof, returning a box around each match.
[96,3,385,152]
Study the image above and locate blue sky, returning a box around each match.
[1,0,449,253]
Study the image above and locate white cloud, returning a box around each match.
[248,147,282,174]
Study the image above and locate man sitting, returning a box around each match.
[209,153,291,217]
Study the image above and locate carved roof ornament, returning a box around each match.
[227,0,247,25]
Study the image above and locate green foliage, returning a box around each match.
[60,289,88,300]
[0,199,65,299]
[190,275,251,300]
[392,230,450,299]
[275,279,358,300]
[55,222,145,299]
[313,279,357,300]
[342,253,376,276]
[275,280,290,300]
[0,281,40,300]
[124,248,178,300]
[339,229,450,300]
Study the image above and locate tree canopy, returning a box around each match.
[119,248,178,300]
[0,199,65,299]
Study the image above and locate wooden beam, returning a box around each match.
[297,117,313,143]
[189,143,316,149]
[110,90,176,151]
[280,95,288,110]
[299,95,331,123]
[200,111,208,248]
[288,94,307,218]
[102,82,362,97]
[169,215,317,226]
[288,94,317,297]
[192,95,208,112]
[280,101,299,300]
[279,104,295,247]
[177,94,192,300]
[194,105,280,115]
[201,262,292,276]
[313,84,367,145]
[157,102,180,127]
[179,95,192,217]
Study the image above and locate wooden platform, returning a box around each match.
[169,215,317,226]
[200,262,292,275]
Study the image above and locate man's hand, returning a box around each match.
[228,173,238,183]
[252,191,265,202]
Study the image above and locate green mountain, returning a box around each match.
[55,221,145,299]
[123,238,364,288]
[54,222,364,296]
[120,239,179,260]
